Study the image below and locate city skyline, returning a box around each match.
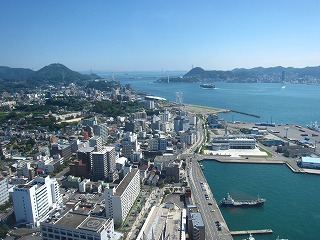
[1,0,319,72]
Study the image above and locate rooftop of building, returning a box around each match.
[78,146,94,153]
[190,212,204,227]
[137,203,182,240]
[301,157,320,164]
[54,212,110,233]
[115,168,139,196]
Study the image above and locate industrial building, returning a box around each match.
[300,157,320,169]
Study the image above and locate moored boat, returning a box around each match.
[220,193,265,207]
[246,233,255,240]
[200,83,215,89]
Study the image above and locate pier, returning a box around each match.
[230,229,273,235]
[230,109,260,118]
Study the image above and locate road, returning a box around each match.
[185,116,233,239]
[188,157,233,240]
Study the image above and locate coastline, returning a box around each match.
[183,103,227,115]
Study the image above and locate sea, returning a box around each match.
[112,71,320,240]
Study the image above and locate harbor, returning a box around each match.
[121,78,320,239]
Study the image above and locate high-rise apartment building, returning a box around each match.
[0,178,9,205]
[93,123,109,145]
[104,168,140,223]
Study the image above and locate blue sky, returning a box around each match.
[0,0,319,71]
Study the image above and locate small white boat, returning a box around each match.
[276,236,288,240]
[243,233,255,240]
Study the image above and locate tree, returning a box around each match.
[0,224,9,238]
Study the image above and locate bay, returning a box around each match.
[115,72,320,126]
[113,72,320,239]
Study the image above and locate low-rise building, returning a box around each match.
[300,157,320,168]
[41,212,114,240]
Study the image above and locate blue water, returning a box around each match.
[115,72,320,126]
[113,72,320,239]
[202,161,320,240]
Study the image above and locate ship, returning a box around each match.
[220,193,265,207]
[200,83,215,89]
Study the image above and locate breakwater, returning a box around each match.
[229,109,260,118]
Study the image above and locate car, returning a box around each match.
[208,202,212,205]
[210,209,215,212]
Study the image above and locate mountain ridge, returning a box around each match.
[158,65,320,83]
[0,63,100,84]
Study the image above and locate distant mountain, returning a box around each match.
[157,66,320,83]
[0,63,101,92]
[0,66,33,80]
[28,63,100,85]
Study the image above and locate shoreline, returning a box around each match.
[183,103,227,115]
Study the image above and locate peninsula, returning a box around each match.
[156,66,320,84]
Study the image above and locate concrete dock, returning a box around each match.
[230,229,273,235]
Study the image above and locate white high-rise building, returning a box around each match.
[89,136,103,151]
[104,168,140,223]
[12,176,62,227]
[0,178,9,205]
[93,123,109,145]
